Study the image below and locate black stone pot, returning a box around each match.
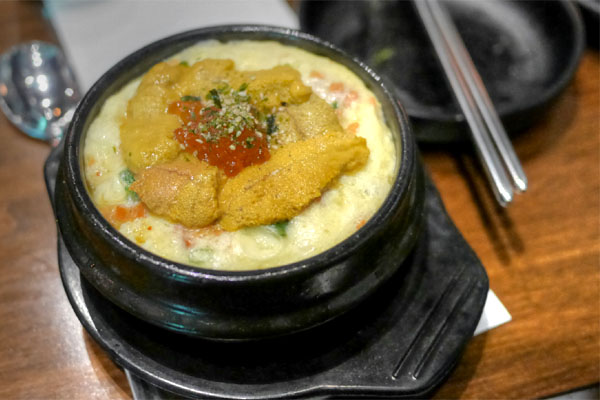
[52,25,425,340]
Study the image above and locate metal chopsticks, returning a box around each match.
[415,0,528,206]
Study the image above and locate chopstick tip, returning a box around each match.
[498,188,513,207]
[515,177,528,193]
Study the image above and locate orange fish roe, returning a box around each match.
[168,87,271,177]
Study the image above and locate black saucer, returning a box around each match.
[46,139,488,399]
[300,0,584,142]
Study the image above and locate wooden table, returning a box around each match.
[0,2,597,399]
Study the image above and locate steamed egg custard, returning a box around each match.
[84,41,397,270]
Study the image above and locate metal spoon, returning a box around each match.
[0,41,80,146]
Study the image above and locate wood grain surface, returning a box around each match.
[0,2,597,399]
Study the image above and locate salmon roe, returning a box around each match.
[168,96,270,177]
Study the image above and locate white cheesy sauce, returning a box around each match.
[84,40,397,270]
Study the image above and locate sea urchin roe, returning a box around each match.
[168,85,270,177]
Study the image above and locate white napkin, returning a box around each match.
[44,0,511,336]
[474,289,511,335]
[44,0,299,91]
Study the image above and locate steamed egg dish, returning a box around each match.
[84,40,397,270]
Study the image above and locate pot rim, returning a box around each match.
[63,24,416,283]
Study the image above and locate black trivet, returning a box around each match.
[46,139,488,399]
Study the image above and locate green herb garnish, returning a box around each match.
[238,82,248,91]
[180,95,202,102]
[207,89,222,108]
[332,101,338,109]
[217,82,230,93]
[179,61,189,67]
[266,114,277,135]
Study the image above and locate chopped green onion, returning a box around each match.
[372,47,395,66]
[179,61,189,67]
[273,220,289,237]
[126,189,139,202]
[119,169,135,186]
[332,101,338,109]
[238,82,248,91]
[119,169,139,201]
